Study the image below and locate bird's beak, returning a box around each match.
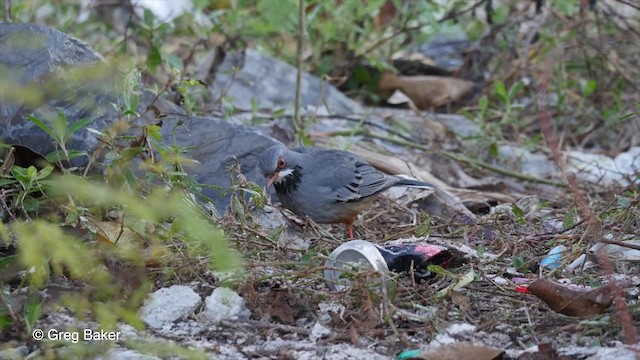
[266,172,279,189]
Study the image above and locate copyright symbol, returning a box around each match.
[32,329,44,341]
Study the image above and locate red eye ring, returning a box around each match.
[277,156,286,169]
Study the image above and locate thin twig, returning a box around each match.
[3,0,11,22]
[612,0,640,11]
[597,238,640,252]
[0,189,17,222]
[293,0,305,141]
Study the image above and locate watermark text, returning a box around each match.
[32,328,121,343]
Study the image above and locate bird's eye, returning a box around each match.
[277,157,286,169]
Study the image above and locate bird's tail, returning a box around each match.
[394,175,435,189]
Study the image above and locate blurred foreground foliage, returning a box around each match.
[0,59,241,357]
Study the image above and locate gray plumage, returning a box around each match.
[258,144,434,236]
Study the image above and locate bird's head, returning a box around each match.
[258,144,299,189]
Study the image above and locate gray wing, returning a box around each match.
[299,148,399,203]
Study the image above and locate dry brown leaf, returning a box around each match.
[528,278,613,317]
[378,72,474,109]
[270,289,298,324]
[93,221,144,246]
[374,0,397,28]
[451,290,471,314]
[409,342,504,360]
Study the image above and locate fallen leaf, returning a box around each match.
[378,72,474,109]
[437,269,476,297]
[93,221,144,246]
[408,342,504,360]
[374,0,396,28]
[451,291,471,314]
[527,278,613,317]
[270,289,298,324]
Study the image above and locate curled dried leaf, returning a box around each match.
[408,342,504,360]
[528,278,613,317]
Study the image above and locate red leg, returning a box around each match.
[346,222,354,240]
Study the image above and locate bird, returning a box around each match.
[258,143,435,239]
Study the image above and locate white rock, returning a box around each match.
[216,345,249,360]
[252,206,310,250]
[318,301,345,323]
[321,344,391,360]
[309,322,331,342]
[567,147,640,186]
[559,344,640,360]
[0,345,29,360]
[140,285,202,329]
[97,348,161,360]
[200,287,250,324]
[498,145,556,179]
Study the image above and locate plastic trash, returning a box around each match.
[324,240,451,291]
[540,245,567,270]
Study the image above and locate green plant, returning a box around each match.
[9,165,54,213]
[28,111,93,166]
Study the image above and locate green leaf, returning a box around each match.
[488,142,498,158]
[0,255,17,268]
[452,270,475,291]
[0,179,17,186]
[476,244,485,258]
[299,132,313,147]
[581,79,597,97]
[45,150,88,163]
[147,46,162,72]
[512,256,526,272]
[22,197,41,212]
[54,109,69,143]
[617,196,631,208]
[272,108,286,118]
[156,23,173,34]
[165,54,183,71]
[417,213,431,237]
[36,165,54,180]
[23,298,43,332]
[267,226,284,245]
[27,115,57,141]
[618,112,637,121]
[426,264,454,277]
[143,8,155,27]
[27,166,37,180]
[494,81,507,103]
[146,125,162,141]
[66,118,94,139]
[563,206,576,229]
[436,269,476,297]
[478,95,489,116]
[508,82,523,98]
[11,166,29,185]
[511,204,525,224]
